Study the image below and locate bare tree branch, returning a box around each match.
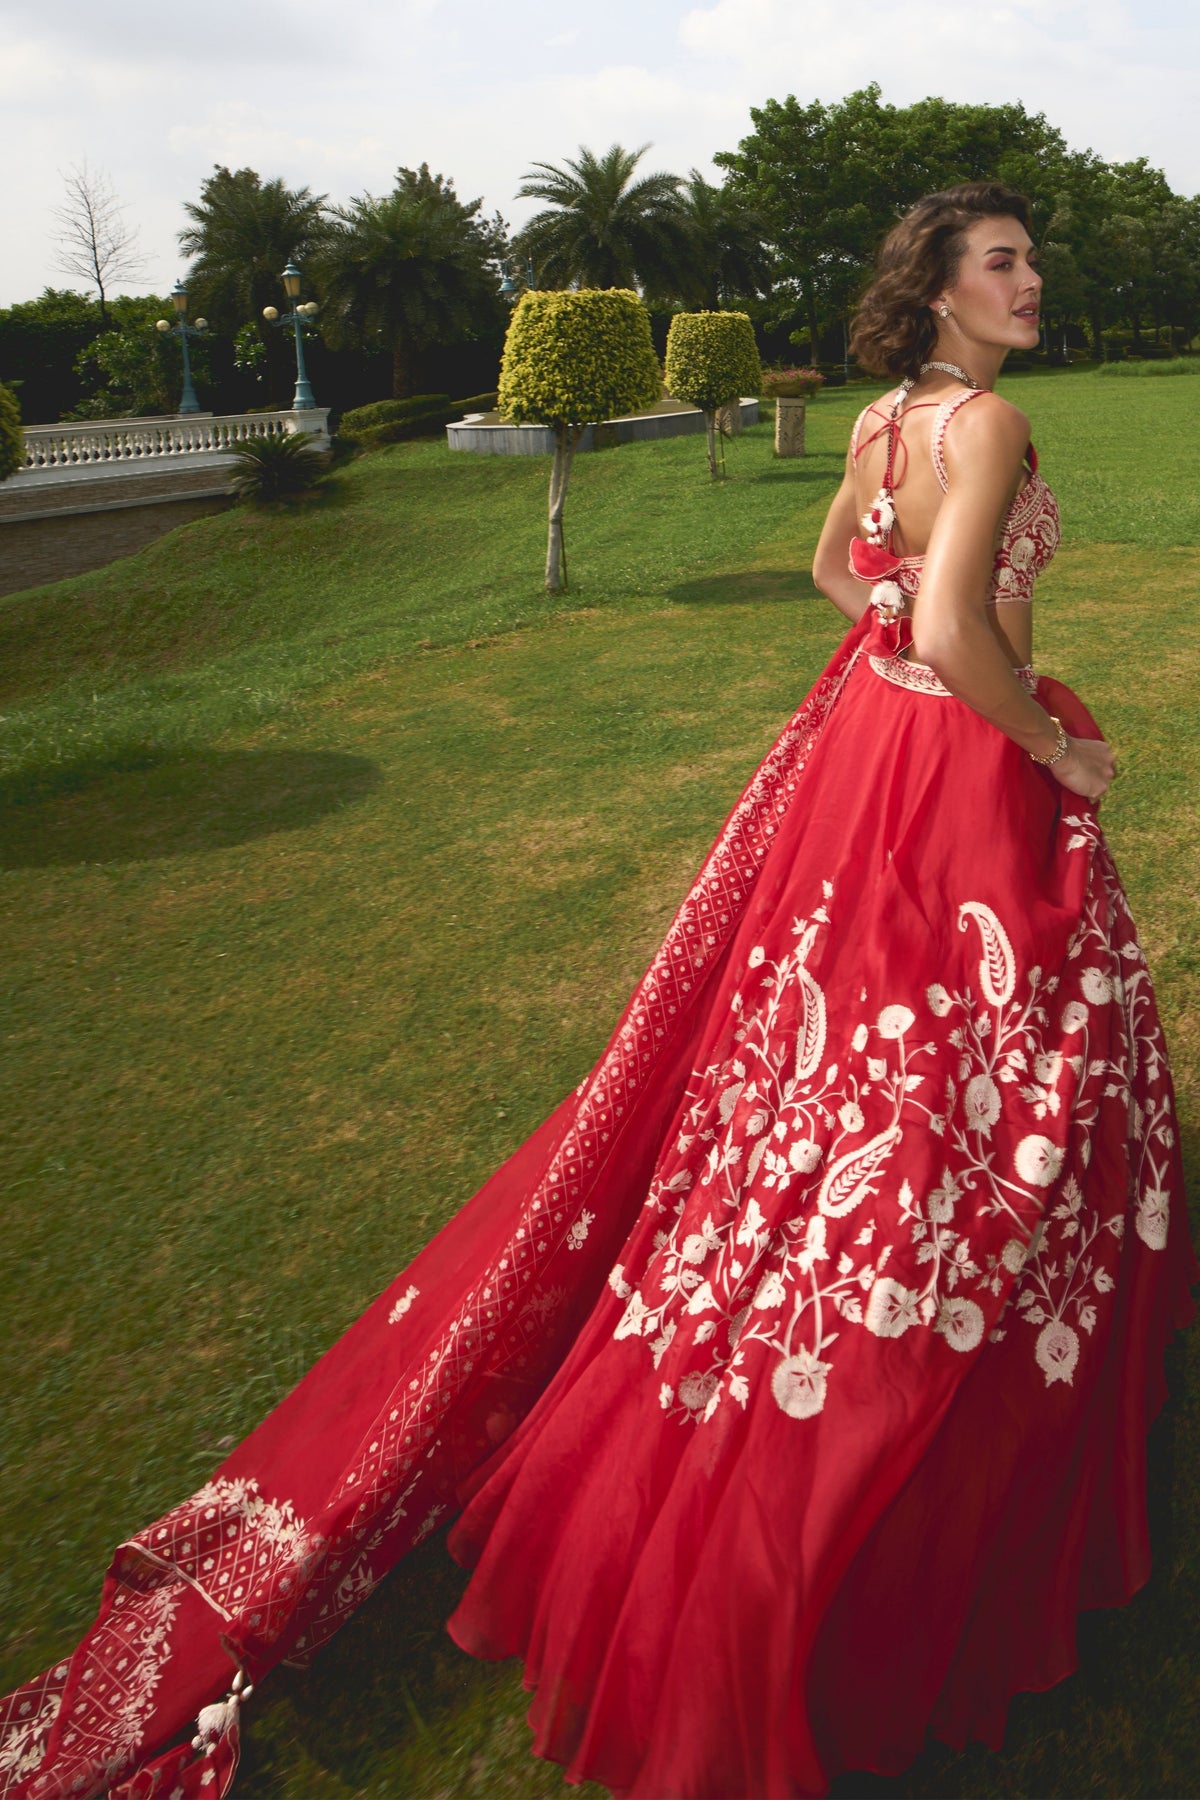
[51,160,147,325]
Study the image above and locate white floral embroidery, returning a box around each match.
[566,1209,595,1250]
[771,1348,831,1418]
[387,1285,419,1325]
[609,863,1173,1426]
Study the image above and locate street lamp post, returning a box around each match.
[499,257,537,300]
[263,261,319,410]
[156,280,208,415]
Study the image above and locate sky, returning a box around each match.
[2,0,1198,308]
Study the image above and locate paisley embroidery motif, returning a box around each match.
[611,867,1170,1428]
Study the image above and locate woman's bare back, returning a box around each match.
[851,386,1035,666]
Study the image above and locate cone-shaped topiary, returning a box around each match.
[498,288,661,592]
[0,382,23,483]
[664,311,761,479]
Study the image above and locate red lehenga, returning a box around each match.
[2,397,1195,1800]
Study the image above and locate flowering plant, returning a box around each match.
[762,366,825,399]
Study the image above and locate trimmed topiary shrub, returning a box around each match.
[357,410,455,448]
[498,288,661,592]
[0,381,24,482]
[665,311,761,479]
[453,390,498,414]
[339,394,452,435]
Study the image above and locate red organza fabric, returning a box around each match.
[1,611,1195,1800]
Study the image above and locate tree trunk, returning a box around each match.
[545,425,578,593]
[1090,307,1105,361]
[704,410,722,481]
[391,345,409,399]
[806,293,820,367]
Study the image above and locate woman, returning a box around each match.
[2,183,1195,1800]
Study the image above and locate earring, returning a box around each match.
[938,305,950,318]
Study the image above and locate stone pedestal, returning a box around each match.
[716,398,744,436]
[774,396,807,456]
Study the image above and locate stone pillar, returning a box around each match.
[774,397,807,456]
[288,407,332,449]
[716,398,744,436]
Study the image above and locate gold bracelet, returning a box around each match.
[1029,714,1069,766]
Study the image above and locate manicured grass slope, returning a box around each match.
[0,375,1197,1798]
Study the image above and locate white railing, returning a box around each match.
[21,408,329,473]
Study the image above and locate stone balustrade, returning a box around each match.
[1,407,330,596]
[20,408,330,478]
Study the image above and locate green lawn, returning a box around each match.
[1,375,1197,1798]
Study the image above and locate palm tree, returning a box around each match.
[676,171,774,310]
[316,166,507,397]
[513,144,688,295]
[179,165,328,330]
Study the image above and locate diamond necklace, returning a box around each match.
[920,359,983,389]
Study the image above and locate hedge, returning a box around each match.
[339,394,452,436]
[0,381,23,482]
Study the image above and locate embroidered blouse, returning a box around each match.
[848,387,1061,606]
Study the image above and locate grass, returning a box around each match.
[1096,356,1200,377]
[1,373,1197,1798]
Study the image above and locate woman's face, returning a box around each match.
[936,214,1042,353]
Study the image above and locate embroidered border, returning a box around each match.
[869,655,1037,697]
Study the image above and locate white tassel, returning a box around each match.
[190,1677,252,1755]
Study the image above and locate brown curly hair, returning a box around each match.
[850,182,1033,381]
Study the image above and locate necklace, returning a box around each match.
[920,359,983,389]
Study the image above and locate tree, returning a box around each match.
[0,382,22,482]
[317,165,507,398]
[66,296,210,418]
[0,288,105,422]
[179,166,327,393]
[715,88,1071,361]
[513,144,689,297]
[675,172,774,310]
[664,312,761,478]
[1145,198,1200,352]
[497,287,661,591]
[50,161,147,328]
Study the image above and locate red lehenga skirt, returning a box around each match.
[2,611,1195,1800]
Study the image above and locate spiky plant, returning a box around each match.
[228,430,325,502]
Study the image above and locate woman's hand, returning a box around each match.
[1053,734,1117,803]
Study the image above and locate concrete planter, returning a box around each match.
[774,396,807,457]
[447,399,759,456]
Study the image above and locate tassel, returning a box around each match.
[191,1671,254,1756]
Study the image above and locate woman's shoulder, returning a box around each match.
[940,389,1031,476]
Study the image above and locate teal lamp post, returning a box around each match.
[499,257,536,299]
[156,280,207,414]
[263,261,319,410]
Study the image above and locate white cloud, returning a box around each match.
[676,0,1200,185]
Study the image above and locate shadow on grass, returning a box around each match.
[237,1532,606,1799]
[668,568,823,607]
[235,1349,1193,1799]
[746,462,843,485]
[0,748,382,867]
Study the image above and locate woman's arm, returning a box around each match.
[812,446,872,623]
[911,397,1116,801]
